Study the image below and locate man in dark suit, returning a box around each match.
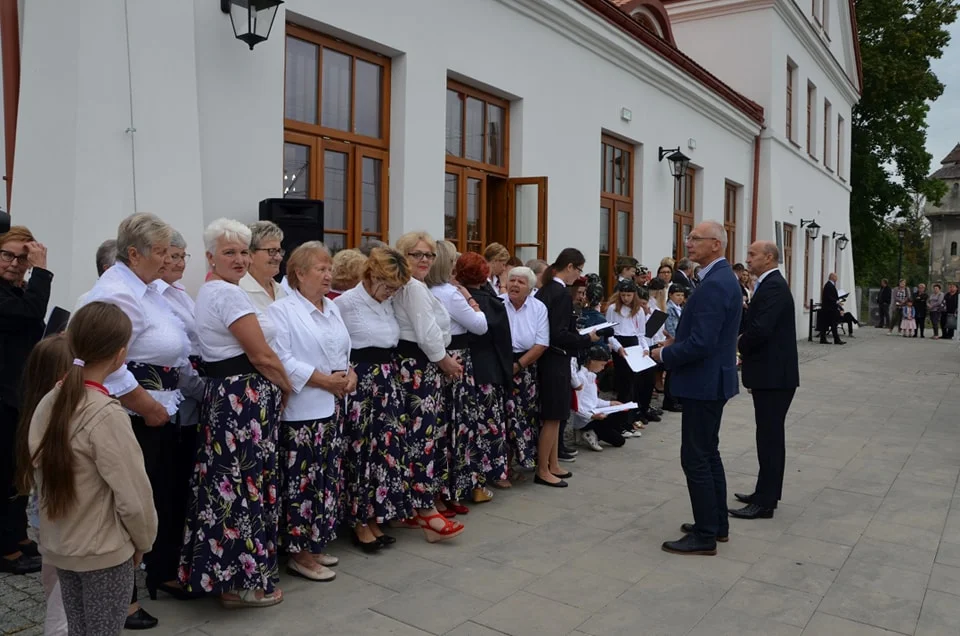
[817,273,844,344]
[673,258,697,291]
[876,279,891,328]
[731,241,799,520]
[652,221,742,555]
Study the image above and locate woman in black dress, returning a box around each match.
[534,249,599,487]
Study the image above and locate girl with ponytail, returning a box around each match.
[24,302,157,635]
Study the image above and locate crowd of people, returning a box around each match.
[1,215,706,633]
[876,278,959,340]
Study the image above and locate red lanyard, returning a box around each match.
[84,381,109,396]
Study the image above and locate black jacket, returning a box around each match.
[946,291,959,315]
[0,268,53,408]
[468,285,513,386]
[535,279,591,359]
[738,270,799,390]
[914,292,929,316]
[817,281,840,330]
[673,270,693,291]
[879,286,892,305]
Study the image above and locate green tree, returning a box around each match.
[851,0,956,287]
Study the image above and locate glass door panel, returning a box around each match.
[323,149,349,232]
[283,142,311,199]
[444,172,459,243]
[508,177,547,260]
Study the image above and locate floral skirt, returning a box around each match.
[476,383,509,483]
[279,408,343,554]
[178,373,282,595]
[396,352,447,509]
[443,348,483,501]
[504,364,540,469]
[343,361,412,527]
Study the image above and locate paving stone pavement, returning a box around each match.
[3,327,960,635]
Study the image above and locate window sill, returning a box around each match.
[808,153,819,162]
[789,138,802,149]
[825,165,834,173]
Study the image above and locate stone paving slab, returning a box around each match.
[2,327,959,635]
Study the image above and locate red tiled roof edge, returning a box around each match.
[577,0,765,125]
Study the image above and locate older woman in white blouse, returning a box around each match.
[240,221,287,311]
[266,242,356,582]
[392,232,465,543]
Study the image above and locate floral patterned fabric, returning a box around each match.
[504,364,539,469]
[396,353,447,509]
[279,408,344,554]
[343,361,413,526]
[443,347,483,501]
[127,361,180,391]
[476,383,509,483]
[178,372,282,595]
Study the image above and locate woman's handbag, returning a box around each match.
[947,314,958,330]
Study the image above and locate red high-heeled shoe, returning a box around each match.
[446,501,469,515]
[416,512,465,543]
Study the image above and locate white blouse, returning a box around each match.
[153,279,200,356]
[239,272,288,313]
[501,293,549,353]
[431,283,487,336]
[267,291,351,420]
[195,280,275,362]
[605,304,649,353]
[334,282,400,349]
[83,262,191,397]
[393,278,451,362]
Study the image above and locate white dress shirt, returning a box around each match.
[605,304,649,353]
[431,283,487,336]
[501,293,549,353]
[195,280,274,362]
[572,368,611,429]
[152,279,200,356]
[239,272,288,313]
[267,291,351,420]
[393,278,451,362]
[334,282,400,349]
[82,262,191,396]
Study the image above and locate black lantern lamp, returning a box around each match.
[221,0,284,50]
[800,219,821,239]
[832,232,849,250]
[658,146,691,180]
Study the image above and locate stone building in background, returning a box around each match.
[926,144,960,284]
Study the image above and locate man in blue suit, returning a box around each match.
[651,220,742,555]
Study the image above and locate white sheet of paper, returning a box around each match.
[624,345,656,373]
[837,289,848,298]
[594,401,638,416]
[578,321,616,335]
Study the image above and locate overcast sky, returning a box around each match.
[927,20,960,169]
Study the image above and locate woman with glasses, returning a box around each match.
[241,221,287,312]
[392,232,466,542]
[334,247,415,551]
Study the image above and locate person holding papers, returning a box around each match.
[572,347,629,451]
[605,281,659,432]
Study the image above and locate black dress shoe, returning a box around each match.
[834,340,845,345]
[376,534,397,547]
[351,531,383,553]
[551,471,573,479]
[680,523,728,543]
[662,534,717,555]
[147,581,205,601]
[734,492,755,504]
[819,339,829,344]
[728,503,774,519]
[124,608,159,630]
[644,409,662,422]
[0,553,41,574]
[662,403,683,413]
[534,475,568,488]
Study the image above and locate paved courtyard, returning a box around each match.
[3,327,960,635]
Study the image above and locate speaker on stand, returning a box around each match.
[258,198,324,281]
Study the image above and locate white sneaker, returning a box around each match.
[621,430,635,438]
[583,430,602,452]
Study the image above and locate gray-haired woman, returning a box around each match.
[241,221,287,312]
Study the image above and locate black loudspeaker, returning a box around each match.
[258,198,324,279]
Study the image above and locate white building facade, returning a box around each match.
[1,0,860,334]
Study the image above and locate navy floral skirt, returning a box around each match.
[504,364,539,469]
[443,348,483,501]
[279,408,343,554]
[178,373,282,595]
[396,350,447,510]
[343,361,412,526]
[476,383,509,483]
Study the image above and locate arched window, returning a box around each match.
[951,241,958,257]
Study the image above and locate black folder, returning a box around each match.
[43,307,70,338]
[645,309,667,338]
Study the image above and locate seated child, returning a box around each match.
[572,346,631,451]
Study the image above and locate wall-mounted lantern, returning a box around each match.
[800,219,821,239]
[832,232,849,250]
[657,146,691,181]
[221,0,284,50]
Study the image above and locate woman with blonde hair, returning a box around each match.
[329,249,367,299]
[484,242,510,294]
[392,232,465,541]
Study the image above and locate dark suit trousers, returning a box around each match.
[877,302,889,328]
[0,403,27,556]
[751,388,795,509]
[680,399,728,539]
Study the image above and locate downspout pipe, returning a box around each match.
[0,0,20,212]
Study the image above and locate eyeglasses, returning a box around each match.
[0,250,28,265]
[575,266,584,273]
[254,248,286,258]
[408,251,437,262]
[169,253,191,264]
[684,234,716,244]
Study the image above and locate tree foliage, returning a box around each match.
[851,0,957,287]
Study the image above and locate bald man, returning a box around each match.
[818,272,844,345]
[732,241,799,519]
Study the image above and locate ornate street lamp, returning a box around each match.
[658,146,691,181]
[221,0,284,50]
[832,232,849,250]
[800,219,821,239]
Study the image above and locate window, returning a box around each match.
[723,182,738,263]
[837,115,846,180]
[823,100,833,169]
[783,223,795,289]
[823,0,830,36]
[786,61,796,142]
[283,27,390,250]
[600,135,635,293]
[952,242,958,257]
[812,0,822,25]
[673,168,696,262]
[821,235,829,287]
[802,233,813,308]
[806,82,817,157]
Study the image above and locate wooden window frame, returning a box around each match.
[673,167,696,262]
[783,223,795,290]
[806,82,816,158]
[786,62,796,143]
[506,177,548,260]
[445,80,510,177]
[821,235,829,287]
[444,165,488,254]
[802,233,813,309]
[723,182,738,263]
[600,135,635,292]
[837,115,846,181]
[823,100,833,170]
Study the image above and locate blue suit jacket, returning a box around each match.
[661,258,742,401]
